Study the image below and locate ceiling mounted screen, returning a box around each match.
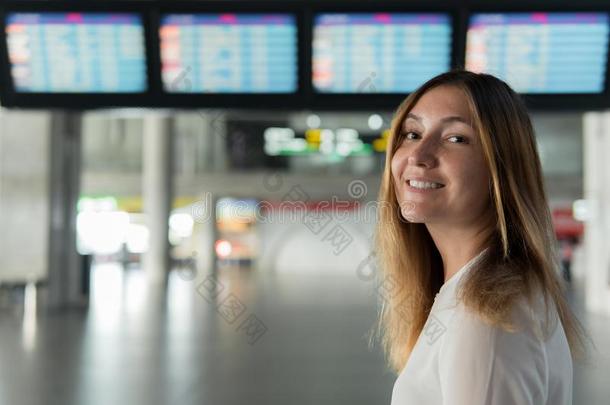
[5,12,147,93]
[160,13,298,94]
[466,12,610,94]
[312,13,452,94]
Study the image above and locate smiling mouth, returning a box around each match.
[407,179,445,190]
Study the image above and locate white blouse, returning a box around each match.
[391,249,573,405]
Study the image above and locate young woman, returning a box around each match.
[373,70,587,404]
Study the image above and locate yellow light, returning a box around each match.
[373,139,387,152]
[305,129,322,143]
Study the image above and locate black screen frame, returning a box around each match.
[0,0,608,111]
[0,0,157,109]
[153,1,306,110]
[465,1,610,111]
[305,1,461,111]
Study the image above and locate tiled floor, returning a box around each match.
[0,261,608,405]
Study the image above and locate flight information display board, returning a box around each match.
[5,12,147,93]
[160,13,298,93]
[312,13,452,93]
[466,13,610,94]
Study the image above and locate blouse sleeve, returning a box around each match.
[438,306,547,405]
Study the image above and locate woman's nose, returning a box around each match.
[408,138,438,167]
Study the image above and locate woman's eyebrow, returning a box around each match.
[406,112,472,126]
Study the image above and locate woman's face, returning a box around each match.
[391,84,491,226]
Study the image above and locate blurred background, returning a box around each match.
[0,0,609,404]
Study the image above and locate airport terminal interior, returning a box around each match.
[1,1,610,404]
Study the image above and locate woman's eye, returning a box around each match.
[404,132,419,140]
[448,135,467,143]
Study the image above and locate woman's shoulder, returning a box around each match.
[447,287,559,348]
[439,295,549,387]
[437,290,566,405]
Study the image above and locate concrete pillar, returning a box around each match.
[142,114,173,284]
[0,109,51,285]
[582,111,610,315]
[47,111,84,309]
[207,110,228,172]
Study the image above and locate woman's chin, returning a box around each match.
[399,205,428,223]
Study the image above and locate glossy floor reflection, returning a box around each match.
[0,263,392,405]
[0,262,609,405]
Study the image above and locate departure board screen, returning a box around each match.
[5,13,147,93]
[312,13,452,93]
[466,13,610,94]
[160,14,298,93]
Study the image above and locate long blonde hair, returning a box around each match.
[372,69,588,374]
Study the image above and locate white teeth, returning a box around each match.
[409,180,443,189]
